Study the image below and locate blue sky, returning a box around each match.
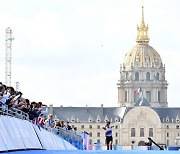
[0,0,179,107]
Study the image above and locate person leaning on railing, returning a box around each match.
[65,121,72,131]
[45,114,54,131]
[0,82,49,126]
[54,119,61,128]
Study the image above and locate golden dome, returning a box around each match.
[123,44,163,69]
[123,5,163,69]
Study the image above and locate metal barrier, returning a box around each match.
[0,103,83,149]
[0,103,29,120]
[53,126,83,142]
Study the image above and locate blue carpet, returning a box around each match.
[2,150,180,154]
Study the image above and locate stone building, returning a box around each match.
[49,5,180,147]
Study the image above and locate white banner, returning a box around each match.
[0,116,77,151]
[33,125,50,149]
[0,116,20,150]
[0,118,8,152]
[15,118,42,149]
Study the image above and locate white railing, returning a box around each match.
[0,103,29,120]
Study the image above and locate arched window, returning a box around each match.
[135,72,139,81]
[146,72,150,80]
[146,91,151,102]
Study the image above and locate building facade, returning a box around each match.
[49,5,180,148]
[117,5,168,107]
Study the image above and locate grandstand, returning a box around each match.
[0,83,84,152]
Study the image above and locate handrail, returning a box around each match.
[0,103,83,144]
[0,103,29,120]
[53,126,83,142]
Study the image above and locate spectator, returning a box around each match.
[66,121,72,131]
[28,102,41,121]
[54,120,61,128]
[0,86,12,105]
[45,114,54,130]
[73,127,77,134]
[15,98,27,110]
[60,120,66,129]
[37,114,45,128]
[22,99,30,113]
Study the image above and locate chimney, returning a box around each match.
[86,104,88,112]
[49,104,54,115]
[101,104,103,115]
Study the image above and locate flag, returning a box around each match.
[135,87,142,94]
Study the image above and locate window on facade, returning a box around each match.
[166,125,169,129]
[134,91,139,102]
[146,72,150,80]
[115,125,118,129]
[156,73,159,80]
[89,132,92,137]
[115,132,118,137]
[167,139,169,146]
[89,139,92,145]
[146,91,151,102]
[89,125,92,129]
[140,128,144,137]
[167,133,169,137]
[97,139,100,143]
[115,139,118,145]
[158,91,160,102]
[126,72,128,80]
[149,128,153,137]
[131,128,135,137]
[97,125,100,129]
[97,132,100,137]
[177,133,180,137]
[176,125,179,129]
[125,91,128,102]
[81,125,84,129]
[135,72,139,81]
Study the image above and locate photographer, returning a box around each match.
[0,86,15,106]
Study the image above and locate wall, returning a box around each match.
[0,115,77,152]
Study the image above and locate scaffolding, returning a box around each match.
[5,27,14,86]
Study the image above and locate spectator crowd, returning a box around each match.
[0,82,78,134]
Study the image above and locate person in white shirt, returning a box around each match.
[103,121,114,150]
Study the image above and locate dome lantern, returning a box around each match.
[136,5,149,44]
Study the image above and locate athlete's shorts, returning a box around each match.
[106,136,113,145]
